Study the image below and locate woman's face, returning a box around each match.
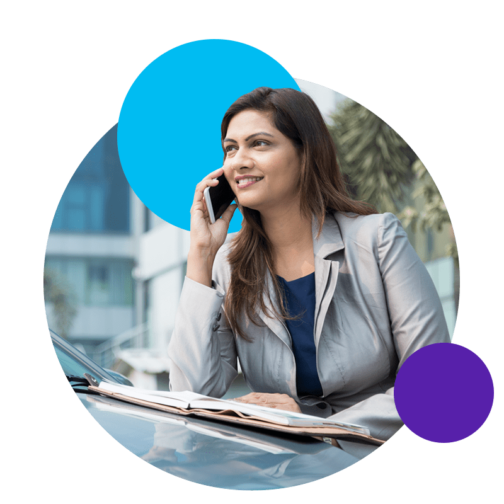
[222,109,302,214]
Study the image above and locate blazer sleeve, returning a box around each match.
[167,250,238,397]
[325,212,452,441]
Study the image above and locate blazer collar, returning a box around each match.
[258,212,345,352]
[312,211,345,259]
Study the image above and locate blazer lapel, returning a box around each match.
[257,212,344,348]
[258,268,292,348]
[313,213,344,347]
[314,260,339,347]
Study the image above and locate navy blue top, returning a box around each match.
[277,272,323,397]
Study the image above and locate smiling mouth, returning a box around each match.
[237,177,264,189]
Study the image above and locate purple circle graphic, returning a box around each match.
[395,343,493,443]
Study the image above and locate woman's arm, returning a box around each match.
[326,212,451,441]
[167,168,239,397]
[185,248,215,288]
[167,273,238,397]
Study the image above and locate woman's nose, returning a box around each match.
[229,149,254,171]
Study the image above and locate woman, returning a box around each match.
[167,87,450,447]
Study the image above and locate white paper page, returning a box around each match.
[99,382,209,404]
[228,401,368,432]
[98,381,190,408]
[111,385,208,402]
[189,398,290,424]
[190,398,369,433]
[147,390,210,403]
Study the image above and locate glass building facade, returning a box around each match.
[45,125,135,353]
[51,125,130,234]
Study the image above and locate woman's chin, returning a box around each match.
[238,198,263,212]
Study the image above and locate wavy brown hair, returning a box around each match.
[221,87,376,341]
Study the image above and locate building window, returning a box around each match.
[143,206,152,233]
[87,264,110,304]
[142,279,150,323]
[51,124,130,234]
[45,257,134,306]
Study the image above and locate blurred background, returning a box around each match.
[44,78,458,395]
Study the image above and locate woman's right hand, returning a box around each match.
[187,167,238,286]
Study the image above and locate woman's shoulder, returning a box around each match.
[334,210,399,228]
[332,211,406,248]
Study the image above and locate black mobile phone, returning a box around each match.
[204,173,236,223]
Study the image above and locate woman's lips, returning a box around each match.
[236,178,263,189]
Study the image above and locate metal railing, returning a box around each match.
[93,323,150,369]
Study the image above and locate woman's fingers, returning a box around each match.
[232,393,301,413]
[233,393,261,403]
[234,393,289,404]
[233,394,252,402]
[191,167,224,208]
[191,178,219,211]
[219,203,238,225]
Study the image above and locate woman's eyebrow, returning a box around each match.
[223,132,274,143]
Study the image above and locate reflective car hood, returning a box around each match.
[58,327,366,489]
[78,393,361,490]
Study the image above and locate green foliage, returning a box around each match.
[328,99,457,268]
[43,267,77,338]
[398,160,458,268]
[398,160,450,231]
[328,99,416,214]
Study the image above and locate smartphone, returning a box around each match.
[203,172,236,223]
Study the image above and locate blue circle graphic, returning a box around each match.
[117,39,300,232]
[395,343,494,443]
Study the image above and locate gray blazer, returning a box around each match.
[168,211,451,442]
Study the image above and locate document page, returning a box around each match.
[189,397,369,433]
[97,382,368,434]
[98,382,192,409]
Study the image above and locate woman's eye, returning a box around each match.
[224,140,268,154]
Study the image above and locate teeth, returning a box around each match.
[238,177,263,185]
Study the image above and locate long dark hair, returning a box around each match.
[221,87,376,341]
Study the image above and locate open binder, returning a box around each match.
[86,377,385,446]
[87,394,344,455]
